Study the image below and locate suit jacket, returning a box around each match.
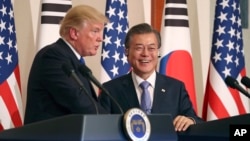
[24,38,107,124]
[99,72,204,124]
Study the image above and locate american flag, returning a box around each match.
[0,0,23,131]
[37,0,71,50]
[159,0,197,112]
[202,0,249,121]
[100,0,130,83]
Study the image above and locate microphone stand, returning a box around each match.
[62,63,99,114]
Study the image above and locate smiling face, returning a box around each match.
[126,33,159,79]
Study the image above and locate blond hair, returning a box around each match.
[59,5,109,37]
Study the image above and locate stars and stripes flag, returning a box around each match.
[0,0,23,131]
[37,0,71,50]
[159,0,197,112]
[202,0,249,121]
[100,0,130,83]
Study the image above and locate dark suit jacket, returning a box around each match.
[99,72,204,124]
[24,38,107,124]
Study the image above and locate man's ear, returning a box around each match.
[69,28,78,40]
[125,49,128,56]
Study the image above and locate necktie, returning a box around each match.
[139,81,151,114]
[79,57,85,64]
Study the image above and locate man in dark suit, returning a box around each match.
[24,5,108,124]
[99,23,204,132]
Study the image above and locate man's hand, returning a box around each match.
[173,115,195,132]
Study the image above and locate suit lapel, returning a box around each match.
[58,39,98,98]
[152,74,168,112]
[121,73,140,108]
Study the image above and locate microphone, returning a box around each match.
[225,76,250,99]
[241,76,250,88]
[78,64,124,114]
[61,63,99,114]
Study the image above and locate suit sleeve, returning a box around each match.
[178,82,204,124]
[39,49,107,114]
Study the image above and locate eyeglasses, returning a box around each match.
[133,44,158,53]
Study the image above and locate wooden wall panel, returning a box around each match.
[151,0,165,31]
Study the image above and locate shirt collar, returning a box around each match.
[132,71,156,88]
[61,38,82,61]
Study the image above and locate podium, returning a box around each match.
[0,114,177,141]
[178,114,250,141]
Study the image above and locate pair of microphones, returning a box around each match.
[225,76,250,99]
[62,63,124,114]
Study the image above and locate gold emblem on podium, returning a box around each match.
[123,108,151,141]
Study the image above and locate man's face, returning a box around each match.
[75,22,105,56]
[127,33,159,79]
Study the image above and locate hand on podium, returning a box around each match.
[173,115,195,132]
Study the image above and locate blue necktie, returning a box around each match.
[79,57,85,64]
[140,81,151,114]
